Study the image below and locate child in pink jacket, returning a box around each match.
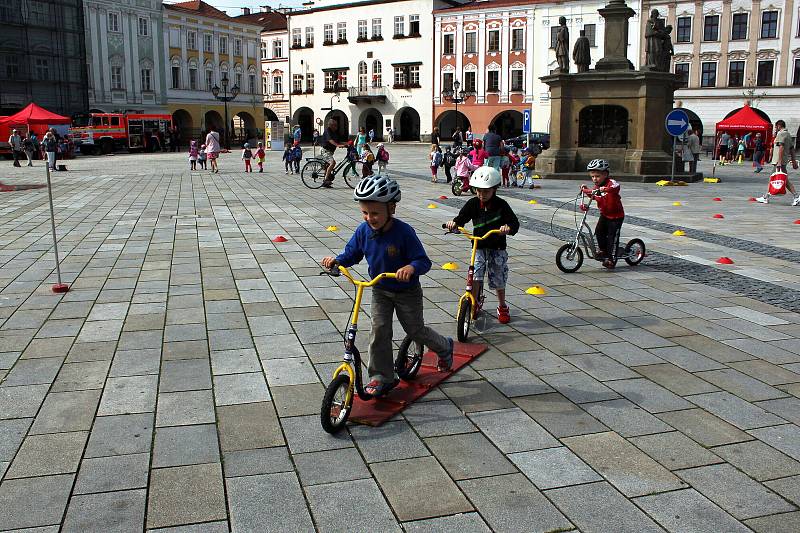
[469,139,488,167]
[455,150,477,192]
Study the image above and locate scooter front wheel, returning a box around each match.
[556,243,584,273]
[457,298,472,342]
[320,374,352,434]
[451,180,463,196]
[624,238,646,266]
[396,335,424,380]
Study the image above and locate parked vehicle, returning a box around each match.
[504,132,550,150]
[69,112,172,154]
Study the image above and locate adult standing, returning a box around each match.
[483,125,504,170]
[465,127,474,148]
[368,128,375,143]
[752,132,765,173]
[718,131,730,164]
[356,127,367,156]
[22,133,35,166]
[293,125,302,145]
[757,120,800,205]
[321,119,348,187]
[686,129,701,175]
[431,127,441,147]
[30,132,40,161]
[205,127,222,173]
[386,125,394,143]
[8,129,22,167]
[452,127,463,149]
[43,131,58,170]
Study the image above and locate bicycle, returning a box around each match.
[554,189,645,273]
[443,224,505,342]
[319,264,423,434]
[301,155,363,189]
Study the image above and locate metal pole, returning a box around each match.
[223,88,229,150]
[670,135,676,183]
[45,163,68,292]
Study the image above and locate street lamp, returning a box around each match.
[441,79,473,138]
[211,74,240,150]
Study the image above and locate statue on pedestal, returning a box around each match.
[573,29,591,72]
[555,16,570,73]
[644,9,673,72]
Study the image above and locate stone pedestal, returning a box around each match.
[595,1,636,71]
[535,70,686,181]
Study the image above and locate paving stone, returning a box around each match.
[508,349,577,375]
[635,488,750,533]
[633,363,720,396]
[606,376,696,413]
[222,447,293,477]
[226,472,315,533]
[509,446,601,489]
[730,360,800,385]
[62,489,146,533]
[656,408,752,447]
[107,349,161,377]
[295,447,372,486]
[513,392,608,438]
[146,463,227,529]
[0,418,32,461]
[98,375,158,415]
[262,356,319,386]
[51,360,111,392]
[280,413,352,453]
[402,513,491,532]
[744,511,800,533]
[672,334,755,363]
[66,340,117,362]
[646,345,726,372]
[755,397,800,426]
[676,463,795,520]
[0,383,49,419]
[564,431,686,497]
[688,391,787,430]
[213,372,271,405]
[5,431,88,478]
[467,407,560,453]
[73,453,150,494]
[695,368,787,402]
[22,337,74,358]
[403,399,477,437]
[271,382,324,417]
[539,371,620,404]
[723,339,800,365]
[629,431,722,470]
[582,398,674,437]
[545,481,663,533]
[158,359,212,393]
[254,333,306,359]
[84,405,148,457]
[714,440,800,481]
[765,475,800,506]
[162,340,209,360]
[210,348,261,375]
[594,341,664,366]
[152,424,220,468]
[608,327,675,349]
[216,402,284,451]
[29,389,101,434]
[0,474,74,530]
[372,456,473,521]
[749,424,800,462]
[437,379,515,412]
[477,366,553,397]
[529,331,595,355]
[155,390,215,427]
[2,356,63,386]
[350,419,429,463]
[425,432,516,480]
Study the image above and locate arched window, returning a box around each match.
[578,105,629,147]
[204,60,215,92]
[188,59,198,90]
[372,60,382,87]
[358,61,368,91]
[233,63,243,91]
[170,57,182,90]
[220,61,229,83]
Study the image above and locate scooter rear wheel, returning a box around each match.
[320,374,352,434]
[556,243,584,273]
[457,298,472,342]
[624,239,646,265]
[396,335,424,380]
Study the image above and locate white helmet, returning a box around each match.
[586,159,610,172]
[353,174,401,203]
[470,166,501,189]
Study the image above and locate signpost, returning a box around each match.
[523,109,532,148]
[665,109,690,183]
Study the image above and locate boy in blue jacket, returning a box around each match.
[291,141,302,173]
[282,145,293,174]
[322,175,454,397]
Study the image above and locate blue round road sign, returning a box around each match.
[665,109,690,137]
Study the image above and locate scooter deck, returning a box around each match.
[349,341,488,426]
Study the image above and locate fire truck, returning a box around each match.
[69,112,172,154]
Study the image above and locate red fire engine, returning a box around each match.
[69,112,172,154]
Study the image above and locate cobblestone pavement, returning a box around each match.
[1,145,800,532]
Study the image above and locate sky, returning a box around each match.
[164,0,310,16]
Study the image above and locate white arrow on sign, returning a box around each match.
[668,119,687,127]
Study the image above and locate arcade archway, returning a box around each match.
[490,110,524,139]
[292,107,314,142]
[171,109,194,142]
[233,111,257,142]
[204,110,224,133]
[394,107,420,141]
[324,110,349,141]
[264,108,279,122]
[359,108,383,141]
[435,110,471,139]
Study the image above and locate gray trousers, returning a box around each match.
[368,285,448,383]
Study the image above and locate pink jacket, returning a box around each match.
[455,155,476,178]
[470,148,488,167]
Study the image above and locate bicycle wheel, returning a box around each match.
[456,298,472,342]
[301,160,327,189]
[452,179,463,196]
[556,243,583,273]
[395,335,424,381]
[320,374,352,434]
[624,238,646,266]
[342,161,364,189]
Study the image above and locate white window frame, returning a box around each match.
[358,20,368,40]
[292,28,302,47]
[293,74,303,92]
[465,31,477,53]
[108,12,120,33]
[305,27,314,46]
[171,65,180,89]
[511,69,524,91]
[138,17,149,37]
[511,27,524,50]
[394,16,405,36]
[204,34,213,53]
[260,41,267,59]
[393,66,406,86]
[111,65,123,89]
[205,69,214,92]
[306,73,314,92]
[409,65,420,86]
[324,24,334,43]
[486,70,499,92]
[487,29,500,52]
[372,18,382,38]
[372,60,382,86]
[273,75,283,94]
[219,36,228,55]
[188,66,198,90]
[409,14,420,35]
[234,39,242,56]
[273,39,283,58]
[337,22,346,42]
[249,73,256,94]
[187,30,196,50]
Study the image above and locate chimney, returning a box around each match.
[260,5,272,12]
[242,7,251,15]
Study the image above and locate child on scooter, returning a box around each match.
[455,148,477,192]
[321,175,454,397]
[582,159,624,269]
[445,167,519,324]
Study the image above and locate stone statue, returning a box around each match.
[555,16,570,73]
[659,25,674,72]
[573,29,591,72]
[644,9,664,71]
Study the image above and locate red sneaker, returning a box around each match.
[497,305,510,324]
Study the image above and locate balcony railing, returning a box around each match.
[347,86,387,103]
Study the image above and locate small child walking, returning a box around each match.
[282,145,293,174]
[376,143,389,174]
[291,141,302,173]
[455,149,477,191]
[188,140,198,170]
[255,142,266,173]
[430,143,442,183]
[198,144,208,169]
[361,144,375,177]
[242,143,253,172]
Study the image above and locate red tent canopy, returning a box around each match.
[3,103,70,126]
[716,105,771,133]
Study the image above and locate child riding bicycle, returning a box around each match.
[446,167,519,324]
[582,159,624,269]
[322,175,454,397]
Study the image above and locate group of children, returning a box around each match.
[430,140,538,190]
[352,141,390,177]
[188,140,268,172]
[282,141,303,174]
[322,158,623,398]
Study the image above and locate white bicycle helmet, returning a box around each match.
[353,174,401,203]
[586,159,610,172]
[470,166,501,189]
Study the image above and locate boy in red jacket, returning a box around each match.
[581,159,624,269]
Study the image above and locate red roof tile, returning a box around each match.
[164,0,263,27]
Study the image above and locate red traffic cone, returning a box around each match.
[272,235,288,242]
[712,214,724,219]
[51,283,70,293]
[748,197,757,202]
[794,220,800,225]
[713,197,722,201]
[716,257,734,264]
[439,195,448,200]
